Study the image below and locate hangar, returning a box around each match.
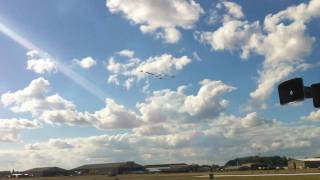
[23,167,68,177]
[144,163,194,173]
[72,161,145,176]
[288,158,320,169]
[0,171,10,177]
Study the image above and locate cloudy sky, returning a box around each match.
[0,0,320,171]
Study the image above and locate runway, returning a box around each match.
[196,172,320,178]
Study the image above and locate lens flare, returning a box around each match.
[0,21,106,101]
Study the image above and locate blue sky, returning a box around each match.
[0,0,320,170]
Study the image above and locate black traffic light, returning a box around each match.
[311,83,320,108]
[278,78,320,108]
[278,78,305,105]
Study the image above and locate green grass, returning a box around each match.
[3,170,320,180]
[217,177,320,180]
[11,175,320,180]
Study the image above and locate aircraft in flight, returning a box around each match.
[139,70,175,80]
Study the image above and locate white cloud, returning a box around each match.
[158,27,181,43]
[0,118,40,130]
[301,110,320,121]
[192,51,202,61]
[93,98,141,129]
[208,112,274,139]
[117,49,135,58]
[206,8,220,25]
[106,52,192,90]
[249,22,314,103]
[1,78,234,130]
[39,109,90,126]
[0,75,316,168]
[3,77,320,169]
[2,112,320,170]
[1,78,141,129]
[263,0,320,32]
[137,79,236,123]
[106,0,204,43]
[107,56,138,75]
[0,118,40,142]
[220,1,244,21]
[197,20,261,59]
[137,54,191,77]
[26,50,57,74]
[47,139,74,149]
[0,130,20,143]
[73,57,97,69]
[124,78,135,90]
[1,78,78,120]
[204,113,318,157]
[107,74,120,86]
[133,124,172,136]
[197,0,319,107]
[206,1,244,26]
[141,81,150,94]
[1,77,52,114]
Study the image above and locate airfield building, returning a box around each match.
[23,167,68,177]
[0,171,10,177]
[144,163,194,173]
[288,158,320,169]
[72,161,145,176]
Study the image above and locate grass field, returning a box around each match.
[3,170,320,180]
[18,175,320,180]
[1,175,319,180]
[3,174,320,180]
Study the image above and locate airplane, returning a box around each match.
[139,70,175,80]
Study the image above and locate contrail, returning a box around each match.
[0,21,107,101]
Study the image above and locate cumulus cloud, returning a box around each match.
[4,1,320,171]
[2,112,320,170]
[16,134,139,169]
[1,78,141,129]
[73,57,97,69]
[133,124,172,136]
[106,0,204,43]
[1,77,234,131]
[301,110,320,121]
[202,113,319,159]
[0,118,40,130]
[197,0,319,108]
[106,51,192,90]
[26,50,57,74]
[211,112,274,138]
[137,79,236,123]
[3,78,319,169]
[107,74,120,86]
[192,51,202,61]
[249,22,314,104]
[0,77,315,166]
[137,54,191,76]
[205,1,244,26]
[1,78,75,116]
[93,98,141,129]
[197,20,261,59]
[0,130,20,143]
[219,1,244,21]
[117,49,135,58]
[0,118,40,142]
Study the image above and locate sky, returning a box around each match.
[0,0,320,171]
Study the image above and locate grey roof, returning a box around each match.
[24,167,67,173]
[296,158,320,162]
[144,163,187,168]
[73,161,142,170]
[0,171,10,175]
